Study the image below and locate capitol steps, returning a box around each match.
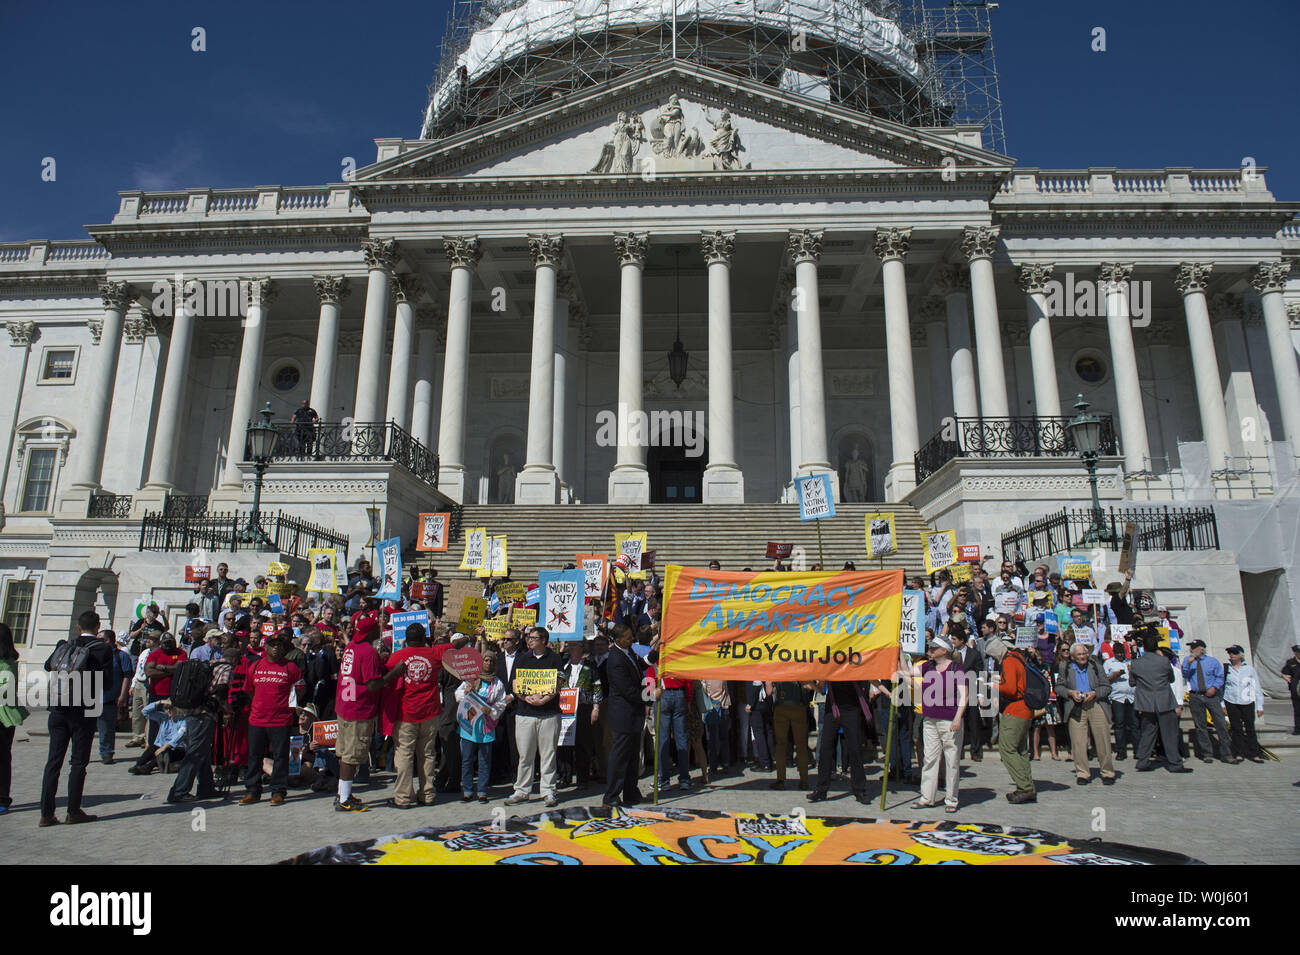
[412,502,933,581]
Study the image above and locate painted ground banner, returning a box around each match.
[659,566,903,681]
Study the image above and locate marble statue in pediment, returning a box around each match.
[705,108,746,170]
[589,111,645,174]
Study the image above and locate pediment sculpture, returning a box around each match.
[591,95,750,173]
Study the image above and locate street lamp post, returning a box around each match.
[239,403,279,549]
[1066,394,1113,545]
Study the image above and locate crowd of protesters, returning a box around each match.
[4,548,1285,826]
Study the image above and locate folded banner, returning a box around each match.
[375,537,402,601]
[659,566,903,680]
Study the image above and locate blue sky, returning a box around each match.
[0,0,1295,242]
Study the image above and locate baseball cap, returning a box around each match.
[1225,645,1244,655]
[1187,639,1206,650]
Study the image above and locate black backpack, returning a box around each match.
[1006,649,1051,714]
[45,637,93,674]
[169,660,212,709]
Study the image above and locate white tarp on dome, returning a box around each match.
[424,0,919,135]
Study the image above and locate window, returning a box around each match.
[20,448,57,512]
[1074,351,1108,386]
[273,364,301,391]
[3,581,35,646]
[41,349,76,381]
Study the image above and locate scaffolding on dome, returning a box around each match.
[421,0,1007,156]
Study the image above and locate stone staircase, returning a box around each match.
[410,503,933,581]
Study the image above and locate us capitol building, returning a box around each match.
[1,0,1298,685]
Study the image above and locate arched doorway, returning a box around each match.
[647,411,707,503]
[71,569,120,634]
[484,431,524,504]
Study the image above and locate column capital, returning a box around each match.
[1097,262,1135,289]
[613,231,649,267]
[932,263,970,297]
[528,233,565,269]
[415,304,442,330]
[917,295,946,323]
[246,277,277,308]
[363,238,400,272]
[1209,291,1245,321]
[124,314,165,343]
[1288,303,1300,329]
[313,274,352,305]
[1173,262,1214,295]
[786,229,824,265]
[872,226,912,262]
[443,236,482,270]
[1016,263,1056,294]
[960,225,1000,262]
[1251,260,1291,294]
[6,320,37,347]
[87,317,103,345]
[556,272,578,300]
[392,273,422,304]
[99,280,134,311]
[700,230,736,265]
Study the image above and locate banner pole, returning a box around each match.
[653,677,661,806]
[816,519,825,569]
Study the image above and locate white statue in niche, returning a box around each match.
[496,452,517,504]
[841,444,870,502]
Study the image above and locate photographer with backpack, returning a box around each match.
[164,651,222,804]
[40,611,114,827]
[984,638,1050,804]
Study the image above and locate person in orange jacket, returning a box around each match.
[985,638,1036,803]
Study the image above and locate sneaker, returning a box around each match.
[504,794,529,806]
[65,809,98,824]
[334,795,366,812]
[544,795,558,808]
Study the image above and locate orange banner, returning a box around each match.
[659,566,902,681]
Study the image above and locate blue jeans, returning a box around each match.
[97,704,118,759]
[460,737,492,796]
[658,689,690,784]
[703,707,731,769]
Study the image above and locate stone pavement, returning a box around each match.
[3,732,1296,864]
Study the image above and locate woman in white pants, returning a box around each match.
[911,634,968,813]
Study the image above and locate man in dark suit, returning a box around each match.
[951,627,985,760]
[603,624,647,808]
[491,629,523,784]
[1131,629,1191,774]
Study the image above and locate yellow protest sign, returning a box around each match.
[307,548,342,594]
[483,618,511,641]
[495,582,527,603]
[456,597,488,635]
[922,531,957,574]
[511,607,537,628]
[864,513,896,559]
[615,532,648,580]
[460,528,487,572]
[268,561,290,577]
[478,535,508,579]
[950,563,973,584]
[513,668,559,696]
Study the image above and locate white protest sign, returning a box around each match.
[900,589,924,656]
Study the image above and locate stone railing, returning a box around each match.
[0,240,111,267]
[114,185,365,223]
[996,167,1271,203]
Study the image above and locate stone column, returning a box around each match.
[962,226,1009,418]
[1099,263,1151,474]
[437,237,480,503]
[608,232,651,504]
[552,275,574,499]
[410,306,440,449]
[919,297,951,434]
[144,284,197,491]
[874,227,919,499]
[353,239,398,425]
[701,230,744,502]
[1173,263,1232,473]
[518,233,563,504]
[1,322,37,515]
[385,274,418,431]
[221,279,276,488]
[1017,263,1062,419]
[787,229,837,497]
[783,273,801,490]
[1253,262,1300,455]
[69,282,131,490]
[309,276,349,420]
[935,265,979,419]
[1211,293,1266,462]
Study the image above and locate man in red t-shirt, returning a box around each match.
[384,623,452,808]
[333,616,402,811]
[143,634,188,748]
[238,636,304,806]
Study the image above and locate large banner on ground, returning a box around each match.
[659,566,903,681]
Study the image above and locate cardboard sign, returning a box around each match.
[1072,625,1097,645]
[994,590,1021,615]
[865,513,896,559]
[922,531,957,574]
[456,598,487,635]
[615,533,648,579]
[765,542,793,560]
[249,588,269,603]
[559,687,580,716]
[268,561,290,577]
[1081,588,1106,605]
[460,528,487,572]
[539,569,585,640]
[950,563,973,584]
[576,554,609,599]
[795,473,835,521]
[957,544,983,564]
[1057,554,1093,581]
[311,720,338,747]
[185,565,211,583]
[417,512,451,552]
[1117,522,1138,574]
[1014,625,1038,648]
[308,548,342,594]
[391,610,430,650]
[899,589,924,656]
[268,582,296,597]
[495,582,527,603]
[443,646,486,682]
[513,668,559,696]
[483,618,511,641]
[447,579,484,620]
[1110,623,1133,642]
[511,607,537,628]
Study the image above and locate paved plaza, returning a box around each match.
[5,716,1296,865]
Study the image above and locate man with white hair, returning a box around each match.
[1055,643,1116,785]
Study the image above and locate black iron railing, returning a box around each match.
[245,420,438,487]
[163,494,209,517]
[139,509,349,561]
[915,415,1118,483]
[1001,505,1220,561]
[88,493,133,518]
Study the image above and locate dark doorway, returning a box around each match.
[648,427,707,504]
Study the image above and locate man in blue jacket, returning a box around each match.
[1181,640,1232,763]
